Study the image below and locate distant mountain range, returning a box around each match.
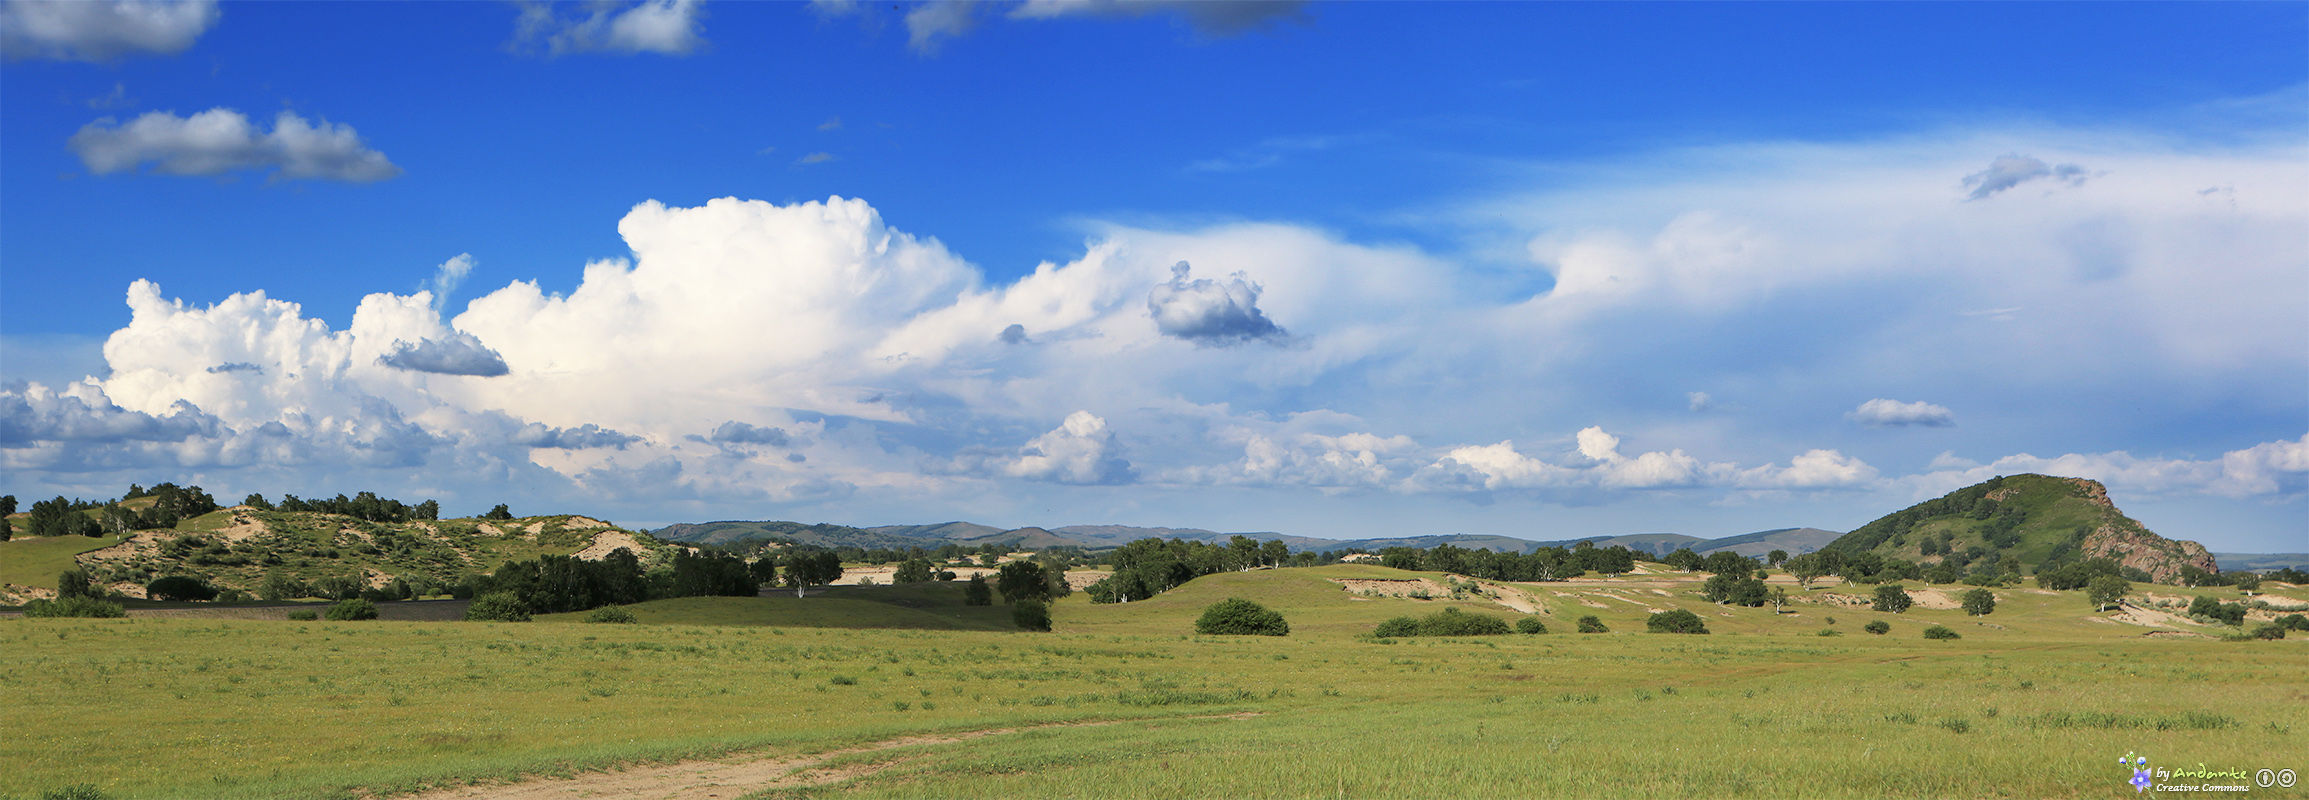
[650,519,1845,558]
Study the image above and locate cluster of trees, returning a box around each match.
[1701,572,1779,608]
[2187,595,2249,627]
[8,484,225,539]
[252,491,440,523]
[1872,584,1913,613]
[1084,538,1274,604]
[1382,542,1636,580]
[1781,549,1924,587]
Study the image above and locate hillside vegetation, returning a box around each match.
[1,507,671,602]
[1824,474,2216,583]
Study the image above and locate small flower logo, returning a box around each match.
[2122,752,2151,793]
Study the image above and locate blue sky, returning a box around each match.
[3,0,2305,552]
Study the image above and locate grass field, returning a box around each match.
[3,566,2303,800]
[0,533,128,589]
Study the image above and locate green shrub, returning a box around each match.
[1872,584,1913,613]
[584,606,638,624]
[1371,607,1511,637]
[1011,598,1052,631]
[324,598,379,621]
[1515,616,1548,634]
[1922,625,1961,640]
[1576,615,1608,633]
[40,784,110,800]
[286,610,318,621]
[21,596,126,618]
[464,592,530,622]
[2279,614,2309,632]
[1816,628,1843,637]
[145,575,219,602]
[2248,624,2286,640]
[1195,598,1289,636]
[1864,620,1890,635]
[1646,609,1709,634]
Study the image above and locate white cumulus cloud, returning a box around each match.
[0,0,217,61]
[1849,398,1955,428]
[1004,411,1135,485]
[70,108,402,182]
[512,0,704,57]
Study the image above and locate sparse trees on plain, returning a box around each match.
[995,560,1052,604]
[782,549,843,597]
[963,574,993,606]
[1576,615,1608,633]
[893,559,935,584]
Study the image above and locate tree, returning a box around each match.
[1195,598,1289,636]
[963,574,993,606]
[0,494,14,515]
[2232,572,2262,595]
[996,561,1051,603]
[2086,576,2130,612]
[1260,539,1290,569]
[1576,615,1608,633]
[1786,554,1828,588]
[1012,598,1052,631]
[893,559,935,584]
[1872,584,1913,613]
[483,504,515,521]
[1663,548,1704,572]
[1767,549,1790,567]
[1960,588,1996,616]
[146,575,218,602]
[242,493,274,511]
[1647,609,1709,634]
[1702,573,1770,607]
[782,550,843,597]
[414,500,440,521]
[57,568,96,600]
[1771,587,1790,614]
[258,572,305,602]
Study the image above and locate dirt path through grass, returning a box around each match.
[390,712,1262,800]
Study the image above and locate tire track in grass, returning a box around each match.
[386,712,1263,800]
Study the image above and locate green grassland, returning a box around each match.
[0,533,129,589]
[4,565,2303,800]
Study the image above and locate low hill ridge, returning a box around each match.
[1823,474,2216,583]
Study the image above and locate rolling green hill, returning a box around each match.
[1823,474,2216,583]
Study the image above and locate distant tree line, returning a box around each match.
[249,491,440,523]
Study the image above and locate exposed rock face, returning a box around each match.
[2081,523,2218,584]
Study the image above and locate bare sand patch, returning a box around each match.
[574,531,647,561]
[393,714,1261,800]
[563,516,612,530]
[2106,602,2205,630]
[1904,588,1962,610]
[1332,577,1453,599]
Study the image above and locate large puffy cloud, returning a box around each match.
[70,109,401,182]
[1849,398,1954,428]
[511,0,704,56]
[0,0,217,61]
[1003,411,1135,485]
[0,381,220,446]
[1146,261,1287,346]
[1407,427,1877,495]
